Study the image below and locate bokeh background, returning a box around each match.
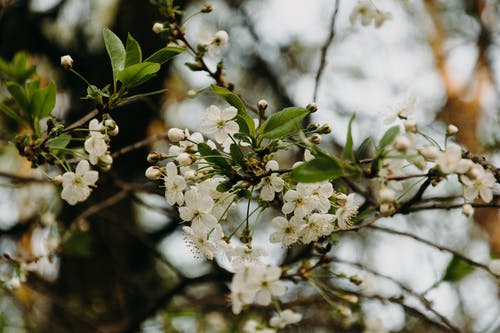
[1,0,500,332]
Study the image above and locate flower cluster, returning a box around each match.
[350,1,392,28]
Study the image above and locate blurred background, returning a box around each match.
[1,0,500,332]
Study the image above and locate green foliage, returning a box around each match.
[291,155,344,183]
[197,142,230,171]
[62,231,93,257]
[103,27,126,82]
[125,33,142,67]
[117,62,161,88]
[47,134,71,149]
[260,107,309,139]
[343,114,355,161]
[442,255,475,282]
[145,46,185,64]
[378,125,400,152]
[210,85,255,138]
[355,137,372,162]
[0,51,36,83]
[0,102,26,128]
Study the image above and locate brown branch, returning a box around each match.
[112,132,169,158]
[0,171,52,184]
[312,0,340,102]
[367,225,498,278]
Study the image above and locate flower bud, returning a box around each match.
[177,152,194,166]
[446,124,458,136]
[265,160,279,172]
[60,55,74,69]
[318,123,332,134]
[104,119,119,136]
[306,103,318,112]
[145,166,162,180]
[378,187,395,203]
[394,135,411,153]
[147,151,168,163]
[187,89,198,97]
[310,133,321,144]
[168,128,186,142]
[488,259,500,275]
[349,275,363,285]
[404,120,418,133]
[53,174,63,184]
[201,4,213,13]
[462,204,474,217]
[152,22,164,34]
[418,145,439,161]
[99,154,113,171]
[257,99,268,112]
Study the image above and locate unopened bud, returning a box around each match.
[418,145,439,161]
[104,119,119,136]
[394,135,411,153]
[53,174,63,184]
[60,55,74,69]
[488,259,500,275]
[379,187,395,203]
[446,124,458,136]
[462,204,474,217]
[306,103,318,112]
[147,151,168,163]
[201,4,213,13]
[306,123,320,131]
[187,89,197,97]
[404,120,418,133]
[349,275,363,285]
[168,128,186,142]
[257,99,268,113]
[310,133,321,144]
[343,294,359,304]
[265,160,279,172]
[145,166,162,180]
[318,124,332,134]
[152,22,164,34]
[177,152,194,166]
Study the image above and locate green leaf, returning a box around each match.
[103,27,126,82]
[230,143,245,166]
[443,256,475,282]
[291,155,344,183]
[261,107,309,139]
[124,33,142,67]
[0,102,26,127]
[343,114,355,161]
[145,46,185,64]
[31,82,56,119]
[48,134,71,149]
[61,231,93,257]
[197,142,230,170]
[116,62,161,88]
[210,85,255,137]
[355,137,372,162]
[6,82,29,113]
[378,126,400,151]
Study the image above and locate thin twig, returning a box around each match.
[313,0,340,102]
[112,132,169,158]
[368,225,498,278]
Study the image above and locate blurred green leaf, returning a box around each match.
[443,255,475,282]
[378,125,400,151]
[260,107,309,139]
[355,137,372,162]
[31,82,56,119]
[0,102,26,127]
[210,85,255,137]
[48,134,71,149]
[62,231,93,257]
[6,82,29,113]
[291,155,343,183]
[229,143,245,167]
[197,142,230,170]
[117,62,160,88]
[343,114,355,161]
[145,46,185,64]
[124,33,142,67]
[103,27,126,82]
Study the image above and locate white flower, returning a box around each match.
[230,245,267,264]
[282,184,315,217]
[436,144,470,174]
[350,1,392,28]
[385,95,415,124]
[310,182,333,213]
[269,309,303,329]
[335,193,359,229]
[178,188,217,229]
[393,135,412,153]
[461,167,496,203]
[182,225,217,260]
[418,145,440,161]
[61,160,98,205]
[200,105,239,143]
[84,119,108,165]
[60,55,74,69]
[243,320,276,333]
[257,173,284,201]
[152,22,164,34]
[250,265,286,306]
[205,30,230,56]
[300,213,334,244]
[164,162,186,205]
[269,216,303,247]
